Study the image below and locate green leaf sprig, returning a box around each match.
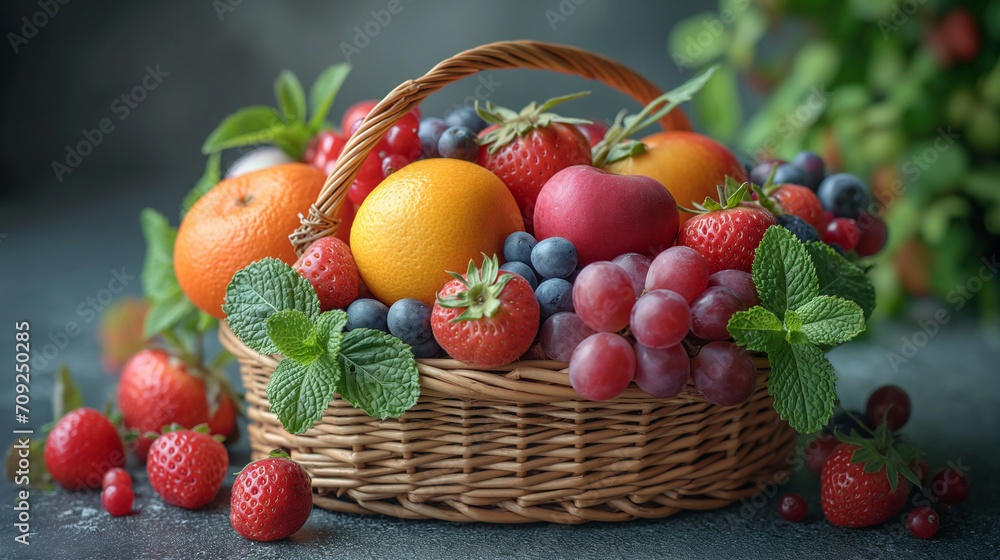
[727,226,875,433]
[838,410,922,492]
[223,259,419,432]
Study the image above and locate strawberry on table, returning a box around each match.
[231,451,314,541]
[677,183,776,274]
[294,236,360,311]
[147,426,228,509]
[431,255,540,368]
[44,407,125,490]
[476,92,593,234]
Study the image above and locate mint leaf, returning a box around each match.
[728,307,784,352]
[182,153,221,218]
[794,295,865,346]
[753,226,818,319]
[265,353,341,434]
[804,242,877,319]
[335,329,419,419]
[316,309,349,338]
[222,258,321,354]
[139,209,178,301]
[202,106,284,154]
[266,310,324,365]
[53,365,82,421]
[308,63,351,129]
[274,70,306,123]
[768,341,837,433]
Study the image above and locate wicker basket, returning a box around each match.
[220,40,796,524]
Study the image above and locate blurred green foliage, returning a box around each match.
[669,0,1000,317]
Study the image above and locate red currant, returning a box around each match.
[304,131,347,172]
[804,433,841,476]
[381,154,411,178]
[931,468,969,505]
[778,493,807,522]
[347,152,387,206]
[341,99,379,135]
[865,385,911,432]
[823,218,860,251]
[385,113,422,160]
[854,212,888,257]
[907,507,940,539]
[102,467,132,490]
[102,484,134,517]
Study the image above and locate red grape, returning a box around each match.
[572,262,636,332]
[341,99,379,134]
[931,468,969,504]
[568,333,636,401]
[645,246,708,302]
[778,493,807,522]
[707,269,760,308]
[612,253,651,298]
[865,385,910,432]
[630,290,690,349]
[823,218,860,251]
[633,343,690,398]
[690,341,757,406]
[689,286,746,341]
[101,484,134,517]
[540,312,595,362]
[855,212,888,257]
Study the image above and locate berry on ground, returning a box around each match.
[102,484,134,517]
[931,468,969,505]
[102,468,132,490]
[779,493,808,522]
[908,507,940,539]
[231,455,314,541]
[146,428,228,509]
[43,407,125,490]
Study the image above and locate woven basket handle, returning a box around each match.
[291,40,691,253]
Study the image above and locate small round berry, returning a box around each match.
[381,154,411,178]
[931,468,969,505]
[531,237,578,279]
[865,385,911,432]
[818,173,870,218]
[535,278,574,321]
[778,493,808,522]
[499,261,538,291]
[750,159,785,186]
[503,231,537,265]
[823,218,861,251]
[102,468,132,490]
[410,336,444,359]
[791,151,826,191]
[772,164,808,187]
[102,484,134,517]
[907,507,940,539]
[444,105,487,133]
[804,433,841,476]
[437,126,479,161]
[776,213,821,243]
[418,117,450,158]
[387,298,433,345]
[346,298,390,332]
[854,212,888,257]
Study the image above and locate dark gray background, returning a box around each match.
[1,2,998,559]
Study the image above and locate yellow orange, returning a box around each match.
[174,163,325,318]
[351,158,524,305]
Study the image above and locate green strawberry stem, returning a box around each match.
[475,92,592,154]
[836,411,922,492]
[437,255,514,321]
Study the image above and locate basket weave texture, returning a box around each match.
[221,40,796,524]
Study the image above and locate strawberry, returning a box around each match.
[431,255,540,369]
[43,407,125,490]
[771,184,825,233]
[118,349,237,461]
[147,426,228,509]
[677,183,777,274]
[476,93,593,234]
[294,236,360,310]
[820,420,921,527]
[231,452,313,541]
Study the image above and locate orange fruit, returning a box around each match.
[175,163,325,318]
[351,158,524,305]
[604,131,747,225]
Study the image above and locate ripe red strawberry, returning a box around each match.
[44,407,125,490]
[431,255,540,368]
[771,184,824,233]
[231,453,313,541]
[820,420,921,528]
[677,183,777,274]
[118,349,237,462]
[294,236,360,310]
[303,130,348,175]
[147,427,228,509]
[476,93,593,234]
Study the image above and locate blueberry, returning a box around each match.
[499,261,538,290]
[791,151,826,191]
[387,298,433,345]
[772,163,809,187]
[503,231,537,265]
[437,126,479,162]
[531,237,578,279]
[410,336,445,359]
[565,267,582,284]
[535,278,574,320]
[444,105,487,133]
[749,159,784,186]
[345,298,390,332]
[418,117,450,159]
[817,173,870,218]
[776,214,820,243]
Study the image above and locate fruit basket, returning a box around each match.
[219,40,797,524]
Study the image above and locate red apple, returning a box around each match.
[533,165,678,266]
